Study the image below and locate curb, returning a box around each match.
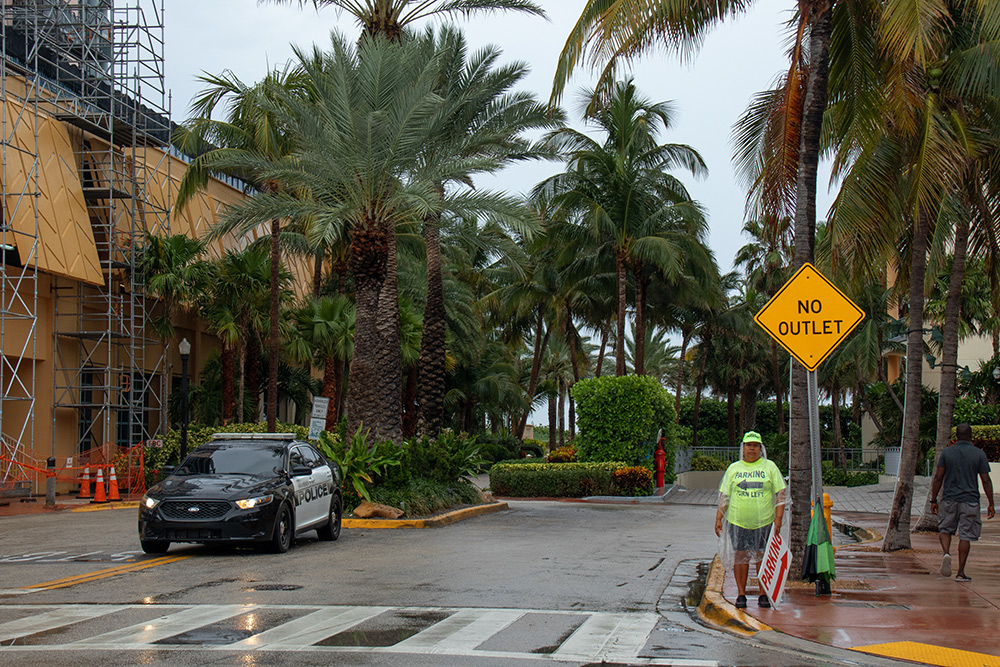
[70,500,140,513]
[696,555,773,636]
[343,501,508,529]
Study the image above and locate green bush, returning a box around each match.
[490,462,625,497]
[520,440,545,458]
[315,427,400,503]
[612,466,653,496]
[955,425,1000,462]
[368,478,484,516]
[691,453,727,471]
[822,468,879,487]
[571,375,674,465]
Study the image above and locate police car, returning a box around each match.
[138,433,342,554]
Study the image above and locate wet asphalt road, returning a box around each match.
[0,500,907,666]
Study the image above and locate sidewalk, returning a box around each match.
[693,479,1000,667]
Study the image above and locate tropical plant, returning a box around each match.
[316,427,402,502]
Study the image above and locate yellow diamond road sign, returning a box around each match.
[754,263,865,371]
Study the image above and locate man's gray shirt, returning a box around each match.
[939,440,990,504]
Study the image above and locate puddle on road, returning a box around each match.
[683,561,709,610]
[315,609,452,647]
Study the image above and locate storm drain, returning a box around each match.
[315,608,453,647]
[155,608,309,645]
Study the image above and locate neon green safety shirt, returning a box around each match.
[718,458,786,529]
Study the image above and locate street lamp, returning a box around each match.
[993,366,1000,383]
[178,337,191,461]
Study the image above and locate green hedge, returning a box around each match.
[822,468,879,487]
[490,462,625,497]
[571,375,674,465]
[956,425,1000,462]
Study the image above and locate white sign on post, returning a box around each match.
[758,527,791,608]
[311,397,330,419]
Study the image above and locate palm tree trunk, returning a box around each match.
[267,220,281,431]
[634,268,647,375]
[517,307,550,438]
[595,325,608,378]
[237,344,246,423]
[402,364,418,437]
[789,4,833,575]
[221,341,235,425]
[246,337,261,420]
[323,356,339,433]
[558,379,566,447]
[569,320,579,440]
[914,215,969,532]
[313,251,323,297]
[741,387,758,432]
[884,209,931,551]
[548,394,557,451]
[374,221,403,442]
[772,341,785,435]
[616,251,627,376]
[417,214,447,437]
[675,330,692,421]
[692,345,708,448]
[833,385,844,471]
[334,356,346,423]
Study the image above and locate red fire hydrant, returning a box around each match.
[654,437,666,489]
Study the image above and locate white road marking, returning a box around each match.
[0,603,719,666]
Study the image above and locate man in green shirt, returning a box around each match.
[715,431,786,609]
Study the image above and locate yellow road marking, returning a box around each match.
[854,641,1000,667]
[24,555,191,591]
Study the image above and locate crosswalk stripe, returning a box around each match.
[0,605,128,643]
[230,605,390,649]
[551,612,661,660]
[392,608,525,653]
[0,603,718,665]
[69,604,255,647]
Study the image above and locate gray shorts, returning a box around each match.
[938,499,982,541]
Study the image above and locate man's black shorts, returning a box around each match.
[728,523,770,552]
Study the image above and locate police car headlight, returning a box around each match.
[235,494,273,510]
[142,495,160,509]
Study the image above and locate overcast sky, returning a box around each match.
[163,0,834,274]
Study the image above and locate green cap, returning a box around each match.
[742,431,762,444]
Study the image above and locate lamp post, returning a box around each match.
[178,337,191,461]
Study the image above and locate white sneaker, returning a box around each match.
[941,553,952,577]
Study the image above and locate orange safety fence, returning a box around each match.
[0,442,149,497]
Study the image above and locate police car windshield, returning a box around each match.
[176,444,285,477]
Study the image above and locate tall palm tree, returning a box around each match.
[269,0,544,41]
[539,80,707,376]
[414,25,560,437]
[174,65,308,431]
[824,1,1000,549]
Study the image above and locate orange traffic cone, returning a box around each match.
[91,467,108,504]
[107,466,121,501]
[78,467,91,500]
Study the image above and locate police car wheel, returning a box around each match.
[317,494,342,541]
[265,504,293,553]
[141,539,170,554]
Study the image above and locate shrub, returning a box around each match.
[315,427,401,503]
[368,478,485,516]
[691,453,727,471]
[477,432,521,462]
[547,445,577,463]
[571,375,674,465]
[490,462,624,497]
[822,468,878,487]
[520,440,545,458]
[956,425,1000,462]
[612,466,653,496]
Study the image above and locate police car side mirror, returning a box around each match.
[290,466,312,477]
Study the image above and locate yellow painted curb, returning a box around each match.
[697,555,773,636]
[70,501,140,512]
[343,501,508,529]
[853,641,1000,667]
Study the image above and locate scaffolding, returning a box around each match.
[1,1,169,490]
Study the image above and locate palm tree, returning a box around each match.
[269,0,544,41]
[174,65,308,431]
[824,1,1000,549]
[413,25,560,437]
[287,294,355,432]
[137,232,209,341]
[539,80,707,376]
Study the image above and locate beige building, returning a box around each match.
[1,2,282,498]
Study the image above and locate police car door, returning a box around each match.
[289,446,321,528]
[301,444,334,522]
